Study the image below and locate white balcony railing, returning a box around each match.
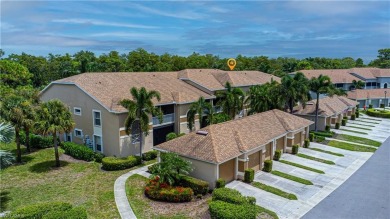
[152,113,175,126]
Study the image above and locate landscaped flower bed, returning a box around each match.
[145,176,194,202]
[366,109,390,118]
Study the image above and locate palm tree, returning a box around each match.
[187,97,213,131]
[351,80,365,90]
[120,87,162,162]
[19,88,40,153]
[309,75,334,131]
[0,122,15,169]
[215,82,245,120]
[281,72,310,113]
[35,99,75,167]
[245,85,270,115]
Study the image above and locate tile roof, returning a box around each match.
[154,109,313,163]
[293,95,356,117]
[349,68,390,79]
[52,72,214,112]
[296,69,361,83]
[347,88,390,100]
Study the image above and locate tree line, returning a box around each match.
[1,48,388,89]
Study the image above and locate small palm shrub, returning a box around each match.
[0,150,15,169]
[273,149,282,161]
[216,178,226,188]
[244,169,254,183]
[292,144,299,154]
[263,160,273,172]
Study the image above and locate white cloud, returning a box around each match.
[52,18,158,29]
[131,3,206,20]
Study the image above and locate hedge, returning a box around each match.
[292,144,299,155]
[343,116,348,120]
[304,139,310,148]
[351,114,356,120]
[380,103,385,108]
[310,131,333,137]
[216,178,226,188]
[102,156,141,171]
[263,160,272,172]
[61,142,103,162]
[212,188,255,205]
[356,111,360,118]
[179,175,209,195]
[341,119,347,126]
[42,206,87,219]
[209,201,257,219]
[273,149,282,161]
[335,122,340,129]
[366,109,390,118]
[166,132,177,141]
[315,136,325,143]
[142,150,157,161]
[145,177,193,202]
[4,202,75,219]
[369,104,373,109]
[20,133,54,149]
[244,169,254,183]
[325,125,330,132]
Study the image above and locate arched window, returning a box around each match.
[384,83,388,89]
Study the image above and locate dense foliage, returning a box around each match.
[366,109,390,118]
[61,142,104,162]
[145,176,194,202]
[101,156,141,171]
[244,168,255,183]
[179,175,209,195]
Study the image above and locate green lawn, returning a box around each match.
[0,142,155,218]
[355,120,380,125]
[327,140,377,152]
[271,171,313,185]
[359,117,382,122]
[351,123,375,127]
[297,154,335,165]
[309,148,344,157]
[279,160,325,174]
[347,126,372,131]
[251,182,297,200]
[339,129,368,135]
[335,134,381,147]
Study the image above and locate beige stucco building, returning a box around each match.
[40,69,279,157]
[154,109,313,189]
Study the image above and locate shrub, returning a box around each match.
[315,136,325,143]
[366,108,390,118]
[216,178,226,188]
[29,134,54,149]
[178,133,186,137]
[369,104,373,109]
[212,188,255,205]
[343,116,348,120]
[142,150,157,161]
[335,122,340,129]
[304,138,310,148]
[309,133,315,142]
[62,142,103,162]
[292,144,299,155]
[148,163,158,174]
[179,175,209,195]
[166,132,177,141]
[356,111,360,118]
[4,202,73,219]
[273,149,282,161]
[209,201,257,219]
[325,125,330,132]
[351,114,356,120]
[102,156,141,171]
[263,160,273,172]
[310,131,333,137]
[341,119,347,126]
[244,169,254,183]
[42,206,87,219]
[380,103,385,108]
[145,177,193,202]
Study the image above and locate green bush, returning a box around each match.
[351,114,356,120]
[62,142,103,162]
[310,131,333,137]
[309,133,315,142]
[4,202,73,219]
[148,163,158,174]
[209,201,257,219]
[366,108,390,118]
[216,178,226,188]
[142,150,157,161]
[341,119,347,126]
[178,133,186,137]
[145,177,193,202]
[380,103,385,108]
[263,160,273,172]
[343,116,348,120]
[102,156,141,171]
[369,104,373,109]
[42,206,87,219]
[273,149,282,161]
[315,136,325,143]
[292,144,299,155]
[179,175,209,195]
[356,111,360,118]
[244,169,254,183]
[335,122,340,129]
[304,138,310,148]
[166,132,177,141]
[212,188,255,205]
[325,125,330,132]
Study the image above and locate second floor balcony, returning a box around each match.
[152,113,175,126]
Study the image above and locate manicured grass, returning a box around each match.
[0,142,155,218]
[271,170,313,185]
[251,182,297,200]
[355,120,380,125]
[339,129,368,135]
[350,123,375,127]
[297,154,335,165]
[359,117,382,122]
[279,160,325,174]
[347,126,372,131]
[309,148,344,157]
[256,206,279,219]
[327,140,377,152]
[336,134,381,147]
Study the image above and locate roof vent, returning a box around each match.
[196,130,208,136]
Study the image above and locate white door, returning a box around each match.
[94,135,102,153]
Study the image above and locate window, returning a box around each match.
[74,129,83,138]
[94,135,102,152]
[93,111,101,126]
[74,107,82,116]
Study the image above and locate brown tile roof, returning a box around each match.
[296,69,361,83]
[337,96,359,107]
[178,69,279,91]
[350,68,390,79]
[52,72,214,112]
[293,95,353,117]
[154,109,313,163]
[347,88,390,100]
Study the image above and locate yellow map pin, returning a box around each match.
[227,58,236,70]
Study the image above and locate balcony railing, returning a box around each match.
[152,113,175,126]
[213,106,223,113]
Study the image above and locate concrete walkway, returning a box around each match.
[302,136,390,219]
[114,166,151,219]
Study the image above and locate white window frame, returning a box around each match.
[74,129,83,138]
[74,107,82,116]
[93,134,103,153]
[64,133,72,142]
[92,110,102,127]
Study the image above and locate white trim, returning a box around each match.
[63,133,73,142]
[73,107,82,116]
[92,110,102,127]
[74,128,83,138]
[93,134,103,153]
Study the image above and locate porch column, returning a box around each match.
[234,157,238,180]
[283,135,287,152]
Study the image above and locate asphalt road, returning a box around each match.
[302,137,390,219]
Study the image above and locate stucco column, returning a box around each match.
[283,135,287,152]
[234,157,238,180]
[272,140,276,155]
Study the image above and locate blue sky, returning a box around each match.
[1,0,389,62]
